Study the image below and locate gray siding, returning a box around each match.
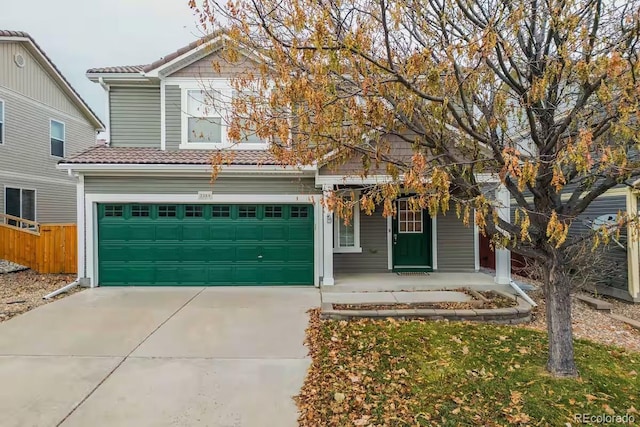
[84,176,318,195]
[165,85,181,150]
[109,86,161,147]
[0,176,76,223]
[570,193,628,291]
[0,41,86,120]
[0,87,96,223]
[168,50,260,79]
[334,205,389,274]
[437,212,476,271]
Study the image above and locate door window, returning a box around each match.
[398,200,423,233]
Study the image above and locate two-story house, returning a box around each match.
[59,34,512,288]
[0,31,103,227]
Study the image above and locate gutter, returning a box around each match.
[43,279,82,300]
[510,280,538,307]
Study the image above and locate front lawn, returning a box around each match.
[297,310,639,426]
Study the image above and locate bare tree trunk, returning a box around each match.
[544,260,578,377]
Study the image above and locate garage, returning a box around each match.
[97,203,314,286]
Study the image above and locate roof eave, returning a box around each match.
[57,162,317,174]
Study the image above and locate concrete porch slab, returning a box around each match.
[60,357,308,427]
[325,272,512,293]
[0,356,122,427]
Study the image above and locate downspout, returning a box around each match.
[44,173,88,299]
[98,77,110,146]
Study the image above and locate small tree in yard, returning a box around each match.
[190,0,640,376]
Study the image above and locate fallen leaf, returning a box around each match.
[334,392,346,403]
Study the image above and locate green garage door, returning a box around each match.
[97,204,314,286]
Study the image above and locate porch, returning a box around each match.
[322,271,511,293]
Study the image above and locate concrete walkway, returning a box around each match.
[0,287,319,427]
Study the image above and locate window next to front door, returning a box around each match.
[5,187,36,226]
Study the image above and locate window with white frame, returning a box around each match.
[180,81,268,149]
[5,187,36,225]
[334,198,362,253]
[186,89,224,144]
[0,100,4,144]
[230,90,264,145]
[50,120,65,157]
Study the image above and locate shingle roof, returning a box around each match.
[61,146,281,166]
[86,65,146,74]
[0,30,104,129]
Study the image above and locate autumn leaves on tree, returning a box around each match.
[190,0,640,377]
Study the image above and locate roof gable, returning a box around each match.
[0,30,104,130]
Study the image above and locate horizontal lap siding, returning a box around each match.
[570,193,628,291]
[334,205,389,273]
[165,85,181,150]
[0,176,76,223]
[109,87,161,147]
[437,212,475,271]
[84,176,319,195]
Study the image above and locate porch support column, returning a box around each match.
[322,185,335,286]
[494,184,512,285]
[626,188,640,300]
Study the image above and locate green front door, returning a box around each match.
[392,200,432,271]
[97,204,314,286]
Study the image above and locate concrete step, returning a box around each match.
[576,294,614,312]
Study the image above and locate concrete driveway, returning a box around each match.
[0,287,319,427]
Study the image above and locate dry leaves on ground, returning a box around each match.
[0,270,77,322]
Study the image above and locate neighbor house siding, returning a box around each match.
[0,176,76,223]
[436,212,475,271]
[0,88,95,223]
[84,176,319,195]
[109,86,161,147]
[165,85,181,150]
[570,193,628,291]
[0,41,86,120]
[334,205,389,274]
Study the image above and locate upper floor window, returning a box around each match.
[187,89,223,144]
[0,100,4,144]
[50,120,65,157]
[179,81,268,150]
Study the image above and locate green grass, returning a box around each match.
[297,314,640,426]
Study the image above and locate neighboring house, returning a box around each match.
[0,30,103,226]
[59,34,511,287]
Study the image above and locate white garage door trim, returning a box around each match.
[84,193,322,288]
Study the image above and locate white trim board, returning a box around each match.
[83,192,322,287]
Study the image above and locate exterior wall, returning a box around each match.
[109,86,161,147]
[84,175,319,195]
[570,192,628,292]
[165,85,181,150]
[334,205,389,274]
[0,64,96,223]
[436,212,476,271]
[0,175,75,223]
[168,50,261,79]
[0,41,86,120]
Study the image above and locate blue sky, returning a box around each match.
[0,0,203,121]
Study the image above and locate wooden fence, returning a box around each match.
[0,214,77,274]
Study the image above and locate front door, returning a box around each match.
[392,200,432,271]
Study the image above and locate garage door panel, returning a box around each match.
[183,224,209,240]
[210,245,237,261]
[129,225,156,240]
[154,224,181,241]
[287,245,314,261]
[236,224,262,240]
[209,225,235,240]
[98,203,314,286]
[262,225,287,241]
